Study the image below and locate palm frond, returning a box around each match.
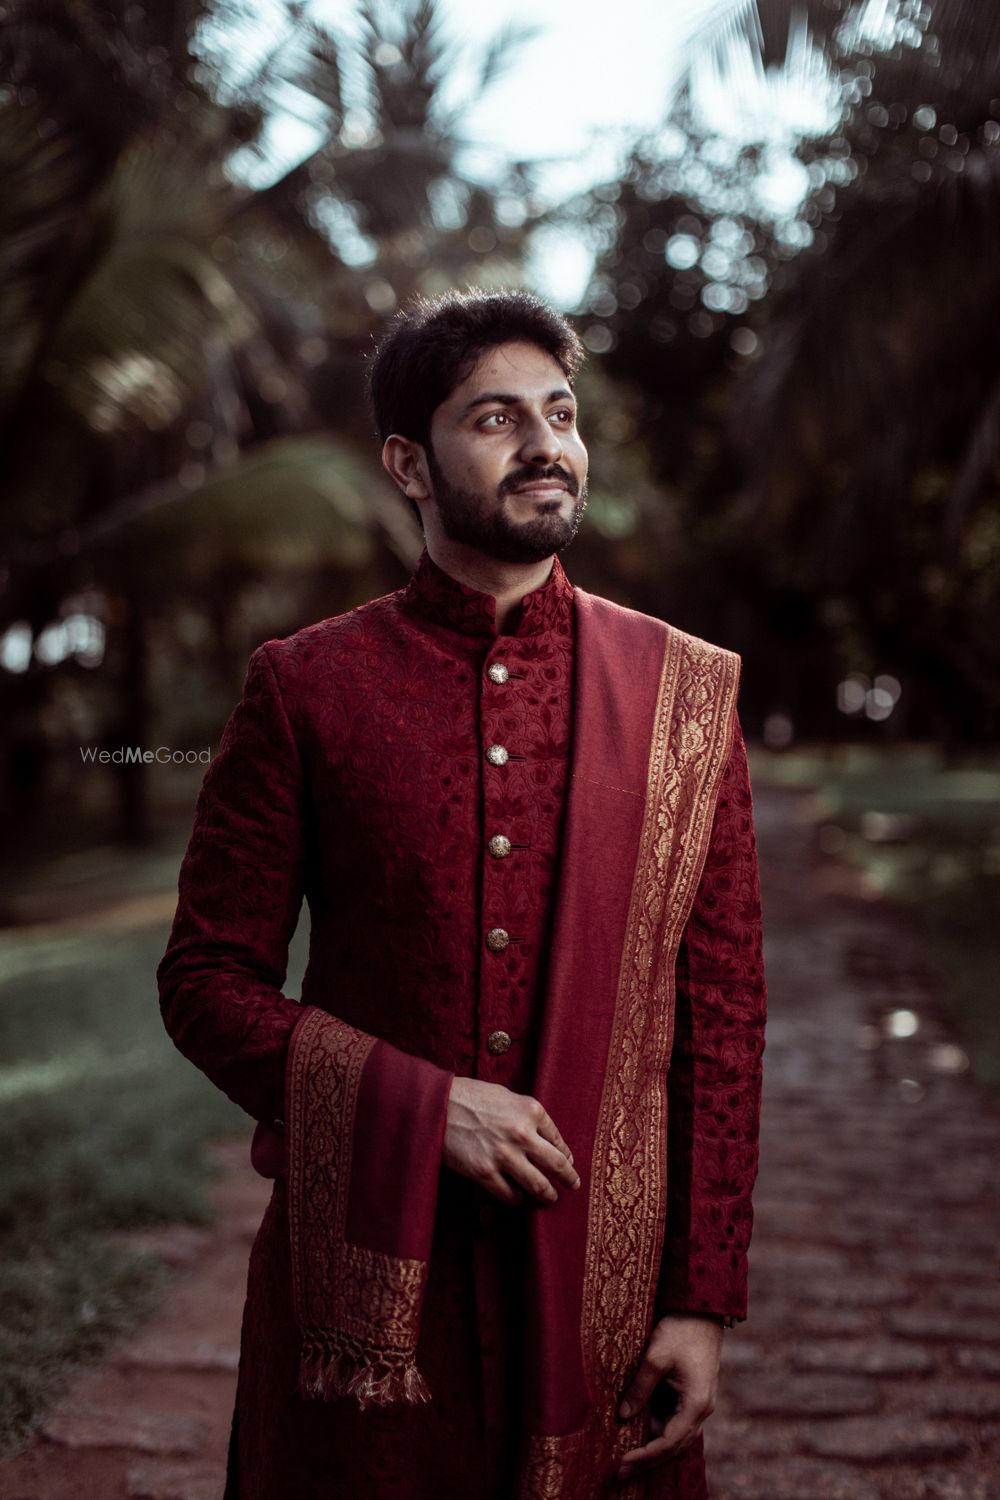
[736,150,1000,536]
[71,435,376,572]
[945,364,1000,547]
[42,139,256,435]
[0,104,87,411]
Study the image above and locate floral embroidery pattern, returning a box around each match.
[157,549,765,1500]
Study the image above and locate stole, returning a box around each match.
[280,588,740,1499]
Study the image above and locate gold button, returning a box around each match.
[487,663,509,684]
[486,927,509,952]
[486,744,509,766]
[487,1029,512,1055]
[488,834,512,858]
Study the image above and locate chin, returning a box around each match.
[489,517,582,565]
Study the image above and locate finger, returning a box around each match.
[482,1172,525,1206]
[618,1404,705,1474]
[525,1136,582,1190]
[497,1149,563,1204]
[618,1358,662,1420]
[531,1106,573,1164]
[617,1428,701,1482]
[657,1388,712,1447]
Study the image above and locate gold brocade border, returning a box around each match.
[582,626,739,1400]
[286,1008,427,1368]
[521,1428,647,1500]
[520,1431,588,1500]
[287,1008,372,1333]
[519,626,739,1498]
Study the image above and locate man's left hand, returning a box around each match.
[615,1313,723,1483]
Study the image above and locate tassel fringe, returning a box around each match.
[299,1336,432,1410]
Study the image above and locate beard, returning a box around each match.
[425,449,587,565]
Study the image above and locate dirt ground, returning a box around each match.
[1,781,997,1499]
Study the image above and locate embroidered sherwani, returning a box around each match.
[156,549,767,1500]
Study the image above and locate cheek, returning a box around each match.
[467,452,508,487]
[569,435,589,470]
[439,445,491,487]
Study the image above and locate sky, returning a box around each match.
[309,0,728,156]
[233,0,853,304]
[411,0,728,175]
[417,0,748,301]
[261,1,737,189]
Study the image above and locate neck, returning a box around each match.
[423,537,555,633]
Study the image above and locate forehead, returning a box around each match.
[442,341,572,411]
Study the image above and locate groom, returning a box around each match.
[157,287,767,1499]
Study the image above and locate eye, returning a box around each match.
[550,408,576,425]
[479,411,513,428]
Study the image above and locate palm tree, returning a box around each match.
[0,0,536,838]
[734,0,1000,540]
[574,0,1000,739]
[730,0,1000,740]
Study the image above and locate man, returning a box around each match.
[156,288,767,1500]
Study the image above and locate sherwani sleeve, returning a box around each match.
[157,642,455,1406]
[654,714,767,1326]
[156,644,310,1127]
[156,643,454,1133]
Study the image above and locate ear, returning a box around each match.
[382,435,431,501]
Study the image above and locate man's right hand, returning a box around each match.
[443,1077,581,1205]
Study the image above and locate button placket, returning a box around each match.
[462,574,572,1083]
[481,648,521,1066]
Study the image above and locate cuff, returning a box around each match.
[658,1308,744,1330]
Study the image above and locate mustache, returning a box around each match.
[498,464,579,499]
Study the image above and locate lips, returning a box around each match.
[513,482,568,496]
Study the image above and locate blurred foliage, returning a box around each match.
[570,0,1000,742]
[4,0,1000,853]
[0,0,538,839]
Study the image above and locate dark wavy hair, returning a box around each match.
[367,287,585,449]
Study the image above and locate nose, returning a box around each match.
[518,412,563,466]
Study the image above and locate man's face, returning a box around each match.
[423,341,589,564]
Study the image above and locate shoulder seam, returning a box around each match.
[254,642,300,755]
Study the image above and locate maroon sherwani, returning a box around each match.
[156,549,766,1500]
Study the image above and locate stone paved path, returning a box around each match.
[0,1140,269,1500]
[0,782,997,1498]
[706,784,1000,1500]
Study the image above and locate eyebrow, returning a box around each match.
[460,387,575,418]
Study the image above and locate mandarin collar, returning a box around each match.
[401,547,574,638]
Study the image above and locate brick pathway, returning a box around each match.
[706,784,1000,1500]
[0,1141,269,1500]
[0,782,997,1498]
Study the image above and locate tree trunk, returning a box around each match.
[110,573,153,845]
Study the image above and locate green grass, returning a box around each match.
[753,745,1000,1092]
[0,862,308,1455]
